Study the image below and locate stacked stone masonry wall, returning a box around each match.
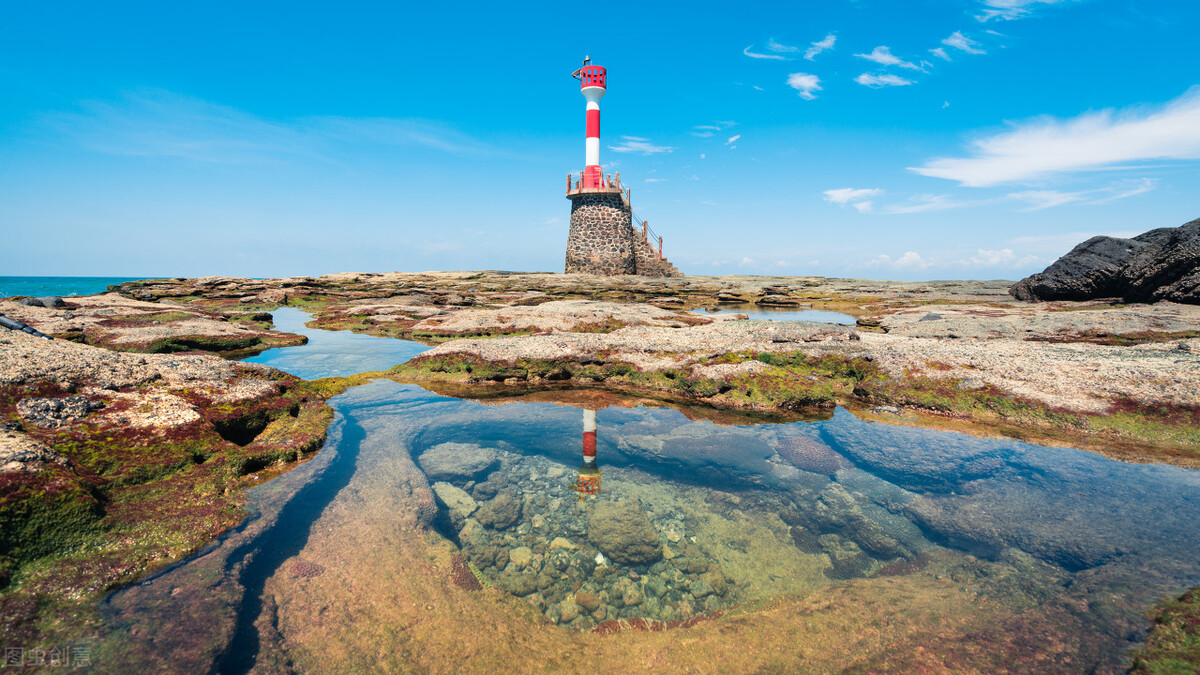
[565,193,682,277]
[565,194,637,275]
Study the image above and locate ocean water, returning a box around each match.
[0,276,144,298]
[89,310,1200,673]
[692,304,857,324]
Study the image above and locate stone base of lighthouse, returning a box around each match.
[565,191,682,277]
[565,193,637,275]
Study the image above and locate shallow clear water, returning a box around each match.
[0,276,143,298]
[93,311,1200,672]
[692,304,856,324]
[242,306,429,379]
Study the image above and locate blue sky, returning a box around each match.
[1,0,1197,280]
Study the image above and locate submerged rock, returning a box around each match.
[416,442,499,482]
[476,491,522,530]
[432,482,478,520]
[587,498,663,566]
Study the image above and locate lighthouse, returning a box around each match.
[578,60,606,189]
[564,58,682,278]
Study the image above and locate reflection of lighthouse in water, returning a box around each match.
[570,408,601,500]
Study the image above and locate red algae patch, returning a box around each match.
[288,560,325,579]
[450,553,484,591]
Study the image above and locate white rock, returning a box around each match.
[509,546,534,569]
[432,482,478,519]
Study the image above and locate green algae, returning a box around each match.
[0,375,341,647]
[1132,587,1200,674]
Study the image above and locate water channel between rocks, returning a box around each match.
[92,308,1200,673]
[690,305,857,324]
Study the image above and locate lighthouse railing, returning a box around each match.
[566,170,625,196]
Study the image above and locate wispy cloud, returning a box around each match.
[942,31,986,55]
[823,187,882,205]
[767,39,800,54]
[854,46,924,70]
[725,134,741,146]
[879,194,987,214]
[910,89,1200,186]
[1007,178,1155,210]
[976,0,1072,22]
[743,45,785,60]
[929,47,951,61]
[48,89,494,164]
[608,135,676,155]
[690,121,736,138]
[854,73,915,88]
[787,72,823,100]
[805,34,837,60]
[745,39,805,60]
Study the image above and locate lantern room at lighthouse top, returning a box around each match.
[578,65,606,90]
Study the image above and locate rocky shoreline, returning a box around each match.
[2,270,1198,671]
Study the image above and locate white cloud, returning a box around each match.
[805,34,837,60]
[740,256,758,266]
[744,45,785,60]
[644,178,669,183]
[786,72,822,100]
[879,194,981,214]
[823,187,882,205]
[942,31,986,55]
[767,39,800,54]
[930,47,951,61]
[853,201,874,213]
[1007,178,1155,210]
[910,90,1200,186]
[868,251,931,269]
[967,248,1016,266]
[725,134,741,145]
[976,0,1071,22]
[608,135,675,155]
[854,73,914,88]
[691,121,736,137]
[854,46,924,70]
[1007,189,1087,210]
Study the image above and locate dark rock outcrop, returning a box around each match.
[1011,218,1200,304]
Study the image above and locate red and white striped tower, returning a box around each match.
[574,59,607,188]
